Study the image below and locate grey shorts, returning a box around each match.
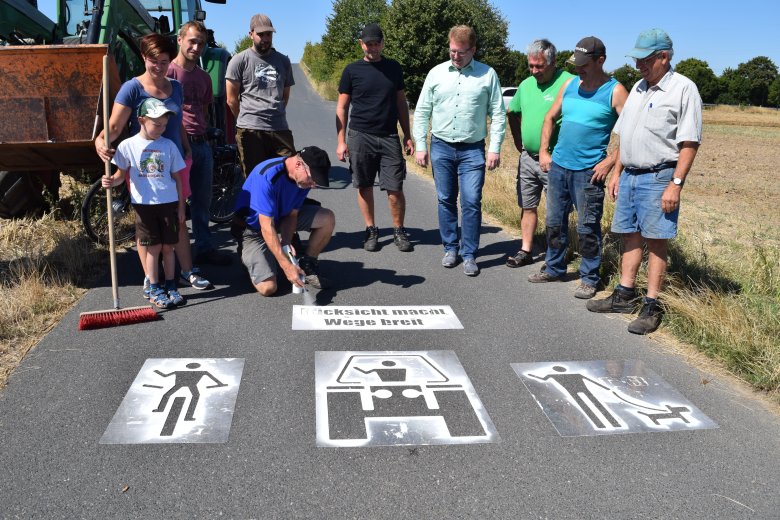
[347,129,406,192]
[240,203,320,285]
[516,150,548,209]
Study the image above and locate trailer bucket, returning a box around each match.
[0,44,120,172]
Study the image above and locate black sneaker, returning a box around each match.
[393,227,413,252]
[363,226,379,252]
[298,256,330,289]
[586,287,639,313]
[628,300,663,335]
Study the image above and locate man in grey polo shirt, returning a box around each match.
[226,13,296,177]
[587,29,702,335]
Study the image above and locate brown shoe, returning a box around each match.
[527,270,562,283]
[574,282,597,299]
[627,301,663,335]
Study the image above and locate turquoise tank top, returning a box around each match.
[552,77,618,170]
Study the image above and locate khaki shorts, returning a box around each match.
[236,128,295,177]
[516,150,548,209]
[240,203,320,285]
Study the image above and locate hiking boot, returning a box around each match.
[527,269,562,283]
[298,256,330,289]
[441,250,458,268]
[506,249,534,268]
[628,300,663,335]
[574,282,598,299]
[393,227,413,252]
[463,258,479,276]
[143,276,151,299]
[194,249,231,266]
[363,226,379,251]
[586,287,639,313]
[181,267,212,290]
[149,287,173,309]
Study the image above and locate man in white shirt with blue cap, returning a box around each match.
[587,29,702,335]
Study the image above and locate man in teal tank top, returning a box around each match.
[529,36,628,300]
[505,39,574,268]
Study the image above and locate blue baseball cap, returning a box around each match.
[627,28,673,59]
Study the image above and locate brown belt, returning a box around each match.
[188,134,207,144]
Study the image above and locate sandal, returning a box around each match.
[150,287,173,309]
[506,249,534,268]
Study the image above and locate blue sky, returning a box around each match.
[198,0,778,75]
[39,1,779,75]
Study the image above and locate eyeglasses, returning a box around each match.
[448,47,473,57]
[634,51,661,66]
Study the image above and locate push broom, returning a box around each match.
[78,54,159,330]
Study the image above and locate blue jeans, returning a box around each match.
[544,161,605,286]
[189,140,214,256]
[430,136,486,260]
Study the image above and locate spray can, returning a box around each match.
[282,245,306,294]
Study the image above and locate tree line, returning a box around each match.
[297,0,780,108]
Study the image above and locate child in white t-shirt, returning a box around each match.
[102,98,186,309]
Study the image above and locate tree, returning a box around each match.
[555,50,575,75]
[718,57,778,106]
[611,64,641,90]
[737,56,778,106]
[717,67,749,105]
[507,50,528,86]
[234,36,251,55]
[674,58,719,103]
[383,0,511,106]
[321,0,388,63]
[768,76,780,107]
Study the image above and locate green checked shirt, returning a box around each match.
[413,58,506,153]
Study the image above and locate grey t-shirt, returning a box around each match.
[226,47,295,131]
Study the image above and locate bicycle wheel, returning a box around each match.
[81,179,136,245]
[209,158,244,224]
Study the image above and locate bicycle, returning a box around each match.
[81,128,243,244]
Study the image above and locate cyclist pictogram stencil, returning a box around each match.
[100,358,244,444]
[512,360,718,437]
[315,351,499,447]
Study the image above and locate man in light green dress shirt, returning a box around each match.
[413,25,505,277]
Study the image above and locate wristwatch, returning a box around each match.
[672,177,684,186]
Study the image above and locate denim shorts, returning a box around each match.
[611,166,679,239]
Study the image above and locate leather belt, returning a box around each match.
[625,161,677,174]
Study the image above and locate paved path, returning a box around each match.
[1,65,779,519]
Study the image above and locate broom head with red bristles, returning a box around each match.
[78,306,160,330]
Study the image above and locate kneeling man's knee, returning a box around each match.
[255,278,277,297]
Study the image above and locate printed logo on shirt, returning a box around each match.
[254,64,278,89]
[138,150,166,178]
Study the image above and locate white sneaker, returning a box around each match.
[180,267,212,290]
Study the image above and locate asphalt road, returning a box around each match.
[1,65,779,519]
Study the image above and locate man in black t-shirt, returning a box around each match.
[336,23,415,253]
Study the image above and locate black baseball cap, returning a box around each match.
[298,146,330,187]
[567,36,606,66]
[360,23,383,43]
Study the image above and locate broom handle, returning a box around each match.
[103,54,120,310]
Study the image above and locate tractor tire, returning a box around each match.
[0,171,49,219]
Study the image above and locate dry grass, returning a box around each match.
[0,183,104,388]
[406,105,780,401]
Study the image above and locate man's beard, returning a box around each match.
[254,42,272,55]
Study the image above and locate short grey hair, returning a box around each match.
[527,39,556,66]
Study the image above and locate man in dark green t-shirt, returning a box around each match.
[505,39,574,268]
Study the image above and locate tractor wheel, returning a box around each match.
[0,171,49,219]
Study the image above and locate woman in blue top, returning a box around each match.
[94,33,211,303]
